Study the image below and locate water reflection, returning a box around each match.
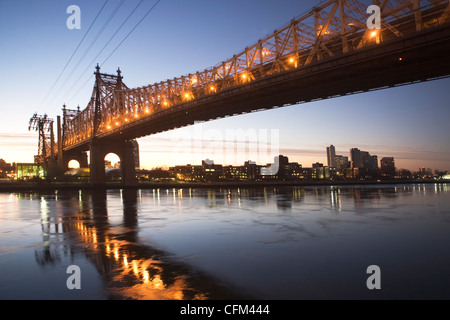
[30,189,247,300]
[7,183,450,299]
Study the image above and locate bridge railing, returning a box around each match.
[64,0,450,149]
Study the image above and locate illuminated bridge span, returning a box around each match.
[53,0,450,185]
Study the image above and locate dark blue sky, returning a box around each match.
[0,0,449,170]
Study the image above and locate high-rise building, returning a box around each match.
[351,148,378,170]
[350,148,362,169]
[276,155,289,179]
[327,145,337,168]
[335,155,350,170]
[363,153,378,171]
[380,157,396,177]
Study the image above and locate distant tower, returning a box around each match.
[327,145,337,168]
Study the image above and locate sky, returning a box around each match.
[0,0,449,171]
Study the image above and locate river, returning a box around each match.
[0,183,449,300]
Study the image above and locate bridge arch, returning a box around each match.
[89,138,138,186]
[104,152,121,182]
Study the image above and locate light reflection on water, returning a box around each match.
[0,183,449,300]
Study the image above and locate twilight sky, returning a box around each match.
[0,0,449,171]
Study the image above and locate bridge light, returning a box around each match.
[115,121,120,126]
[145,108,149,113]
[262,48,271,57]
[107,125,111,130]
[370,29,381,44]
[163,101,168,106]
[210,85,215,92]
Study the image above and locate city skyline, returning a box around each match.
[3,141,442,174]
[1,0,449,172]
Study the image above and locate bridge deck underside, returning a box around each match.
[65,24,450,153]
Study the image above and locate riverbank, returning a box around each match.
[0,178,447,192]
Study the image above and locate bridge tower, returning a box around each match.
[60,65,138,186]
[28,113,57,178]
[57,105,89,174]
[89,64,138,187]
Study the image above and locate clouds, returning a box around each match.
[0,133,36,149]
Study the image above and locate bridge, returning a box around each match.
[34,0,450,186]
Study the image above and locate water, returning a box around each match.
[0,183,449,300]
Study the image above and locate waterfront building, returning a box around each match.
[350,148,362,169]
[327,145,337,168]
[15,163,46,180]
[380,157,396,177]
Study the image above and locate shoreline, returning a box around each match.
[0,179,447,192]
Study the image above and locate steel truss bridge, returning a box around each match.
[41,0,450,185]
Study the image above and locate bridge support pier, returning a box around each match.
[89,138,138,187]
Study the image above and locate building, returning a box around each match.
[170,164,204,181]
[350,148,363,169]
[362,152,378,171]
[335,155,350,170]
[327,145,337,168]
[223,163,256,180]
[104,160,113,169]
[15,163,46,180]
[276,155,290,179]
[243,160,259,180]
[0,159,14,178]
[202,159,223,181]
[284,162,303,180]
[351,148,378,170]
[312,162,329,180]
[380,157,396,177]
[260,155,289,178]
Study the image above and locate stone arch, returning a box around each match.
[104,152,122,182]
[89,138,138,186]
